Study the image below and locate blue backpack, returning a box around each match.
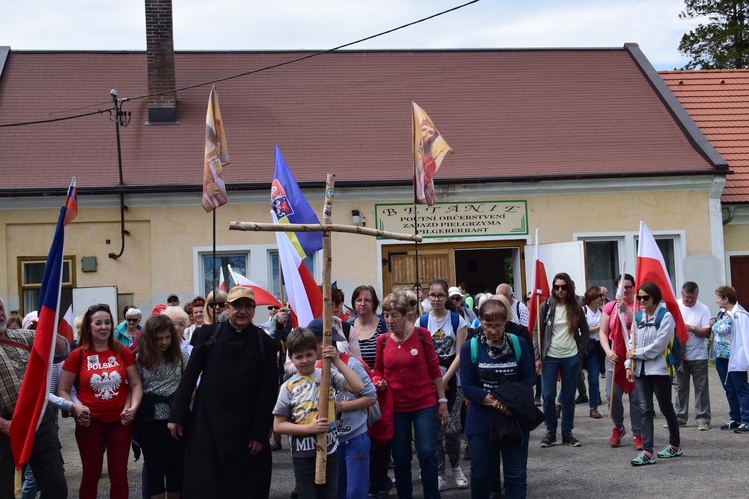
[420,312,460,332]
[470,334,522,364]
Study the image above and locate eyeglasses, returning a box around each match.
[636,295,651,302]
[554,284,569,291]
[230,302,255,310]
[624,285,634,290]
[355,299,373,305]
[126,318,139,323]
[428,293,447,300]
[598,294,605,298]
[88,304,111,313]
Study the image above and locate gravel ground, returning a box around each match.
[55,368,741,498]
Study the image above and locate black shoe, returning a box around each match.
[540,432,556,447]
[562,433,582,447]
[575,394,588,404]
[534,396,542,407]
[555,403,562,418]
[721,421,740,430]
[734,424,749,433]
[291,486,298,498]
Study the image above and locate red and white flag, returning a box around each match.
[610,262,634,393]
[228,265,283,308]
[57,305,75,343]
[635,221,688,346]
[527,229,550,337]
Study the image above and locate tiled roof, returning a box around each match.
[660,69,749,204]
[0,47,721,194]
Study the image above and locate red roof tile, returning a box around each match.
[0,48,720,194]
[660,69,749,203]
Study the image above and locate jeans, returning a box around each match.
[140,419,184,495]
[727,368,749,425]
[635,375,680,454]
[715,358,741,423]
[75,419,133,499]
[586,343,602,407]
[393,406,440,499]
[605,360,641,434]
[541,355,579,435]
[467,433,528,499]
[293,452,338,499]
[20,465,36,499]
[674,359,711,424]
[0,409,67,499]
[338,432,370,499]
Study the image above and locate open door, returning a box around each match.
[525,241,586,295]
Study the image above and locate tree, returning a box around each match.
[678,0,749,69]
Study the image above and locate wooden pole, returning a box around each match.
[315,174,335,484]
[229,221,422,242]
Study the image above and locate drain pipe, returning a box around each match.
[723,205,736,226]
[109,89,130,259]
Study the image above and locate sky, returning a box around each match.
[1,0,701,70]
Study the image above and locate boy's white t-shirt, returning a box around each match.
[273,368,347,458]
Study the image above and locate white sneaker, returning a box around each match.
[438,476,448,491]
[453,466,468,489]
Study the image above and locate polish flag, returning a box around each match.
[57,305,76,343]
[227,264,283,308]
[635,221,688,345]
[273,212,323,327]
[527,229,550,337]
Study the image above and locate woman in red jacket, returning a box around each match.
[375,291,448,499]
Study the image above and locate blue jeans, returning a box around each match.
[467,433,528,499]
[728,368,749,425]
[393,406,440,499]
[541,355,579,435]
[21,464,36,499]
[586,344,602,407]
[716,358,742,423]
[338,432,370,499]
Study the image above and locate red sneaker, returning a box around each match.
[633,434,643,450]
[609,426,626,447]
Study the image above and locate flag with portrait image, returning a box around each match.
[412,102,453,206]
[202,86,230,213]
[11,178,77,468]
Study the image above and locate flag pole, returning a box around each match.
[212,210,218,311]
[315,174,335,484]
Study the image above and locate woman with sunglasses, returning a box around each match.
[420,279,469,491]
[598,273,643,449]
[202,290,227,326]
[114,307,142,349]
[58,304,143,499]
[534,272,589,448]
[625,282,682,465]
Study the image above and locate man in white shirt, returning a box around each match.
[496,283,529,327]
[674,281,712,430]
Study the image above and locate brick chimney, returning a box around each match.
[145,0,177,123]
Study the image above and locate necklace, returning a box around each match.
[392,329,412,348]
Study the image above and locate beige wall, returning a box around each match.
[0,184,718,312]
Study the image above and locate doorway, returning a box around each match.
[730,255,749,306]
[455,248,517,297]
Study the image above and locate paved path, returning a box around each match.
[57,367,742,498]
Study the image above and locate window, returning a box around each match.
[18,256,75,316]
[584,240,620,295]
[200,252,249,296]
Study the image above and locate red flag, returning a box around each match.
[527,229,550,336]
[609,304,635,393]
[228,265,283,308]
[635,222,688,346]
[11,178,77,468]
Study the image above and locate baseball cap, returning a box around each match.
[227,286,256,304]
[448,286,464,298]
[167,294,179,302]
[306,318,346,342]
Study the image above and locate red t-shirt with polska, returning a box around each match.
[63,346,135,423]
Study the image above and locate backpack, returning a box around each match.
[470,334,522,365]
[420,312,460,332]
[635,307,680,374]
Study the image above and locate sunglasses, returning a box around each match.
[554,284,569,291]
[209,302,226,308]
[450,296,463,301]
[88,304,111,313]
[636,295,651,302]
[126,318,139,323]
[409,299,418,307]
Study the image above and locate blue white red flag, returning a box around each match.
[11,178,77,467]
[271,146,322,258]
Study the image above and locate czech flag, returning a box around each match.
[11,178,77,468]
[271,146,322,259]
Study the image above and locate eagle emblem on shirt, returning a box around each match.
[90,370,122,400]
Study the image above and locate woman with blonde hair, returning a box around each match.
[203,290,227,326]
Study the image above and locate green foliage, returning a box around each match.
[678,0,749,69]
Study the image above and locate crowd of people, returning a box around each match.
[0,274,746,498]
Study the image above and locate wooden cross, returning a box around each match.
[230,174,421,484]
